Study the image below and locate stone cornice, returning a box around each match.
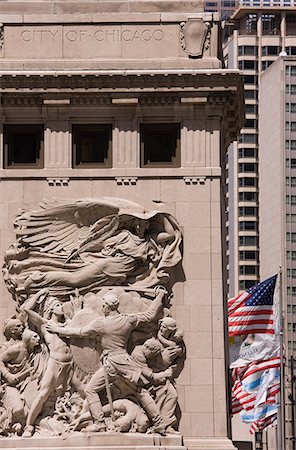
[0,71,244,141]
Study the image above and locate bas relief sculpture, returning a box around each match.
[0,198,185,438]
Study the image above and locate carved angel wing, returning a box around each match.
[15,198,121,256]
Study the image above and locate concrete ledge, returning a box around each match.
[183,438,237,450]
[0,433,186,450]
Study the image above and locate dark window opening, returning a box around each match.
[72,124,112,167]
[140,123,180,168]
[4,124,44,168]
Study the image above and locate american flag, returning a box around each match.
[228,275,277,337]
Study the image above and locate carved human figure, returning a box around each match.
[21,289,73,437]
[46,288,168,433]
[157,317,184,368]
[0,329,40,435]
[1,319,24,352]
[102,399,149,433]
[24,217,175,291]
[131,336,178,431]
[3,199,182,297]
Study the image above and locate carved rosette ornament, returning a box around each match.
[0,198,185,439]
[180,18,211,58]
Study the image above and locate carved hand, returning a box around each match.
[36,288,50,303]
[45,321,60,334]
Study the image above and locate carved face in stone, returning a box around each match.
[102,293,119,317]
[134,219,149,238]
[53,302,64,318]
[159,318,177,339]
[29,332,41,347]
[4,319,24,340]
[23,329,41,351]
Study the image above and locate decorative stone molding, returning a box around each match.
[180,18,211,58]
[46,177,69,186]
[183,176,206,185]
[115,177,138,185]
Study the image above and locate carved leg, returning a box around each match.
[84,367,107,431]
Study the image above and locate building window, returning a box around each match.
[239,163,258,172]
[286,85,296,95]
[239,206,258,216]
[286,122,296,132]
[286,195,296,205]
[262,14,280,36]
[239,250,258,261]
[244,75,258,85]
[286,232,296,242]
[238,46,258,56]
[286,65,296,75]
[239,148,257,158]
[245,105,258,115]
[262,46,280,56]
[239,280,256,290]
[262,60,274,71]
[286,103,296,113]
[287,269,296,278]
[239,60,258,71]
[140,123,180,168]
[287,250,296,260]
[285,140,296,150]
[286,158,296,168]
[3,124,44,168]
[239,134,258,144]
[239,236,258,246]
[239,265,258,275]
[287,287,296,296]
[244,91,258,101]
[286,48,296,57]
[239,192,258,202]
[239,177,258,187]
[72,124,112,168]
[286,177,296,186]
[244,118,257,128]
[239,221,257,231]
[288,323,296,333]
[286,214,296,223]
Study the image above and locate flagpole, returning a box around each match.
[277,266,286,450]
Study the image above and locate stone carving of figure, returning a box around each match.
[1,198,185,438]
[0,328,40,435]
[102,399,150,433]
[131,330,182,432]
[21,288,73,437]
[3,198,182,299]
[46,287,169,434]
[1,319,24,352]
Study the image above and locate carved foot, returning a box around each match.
[83,422,106,433]
[22,425,34,438]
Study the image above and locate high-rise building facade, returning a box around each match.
[205,1,239,20]
[259,54,296,450]
[223,6,296,297]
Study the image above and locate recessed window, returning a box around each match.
[3,124,44,168]
[140,123,180,168]
[72,124,112,168]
